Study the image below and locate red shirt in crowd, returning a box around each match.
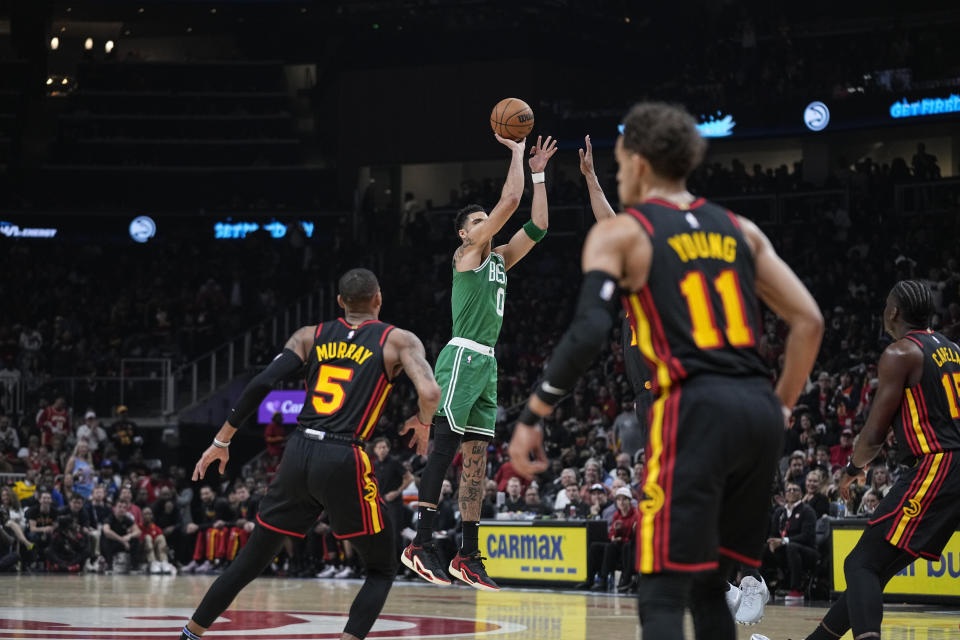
[609,506,638,542]
[38,407,71,446]
[493,461,526,492]
[830,443,853,468]
[141,522,163,540]
[264,419,286,457]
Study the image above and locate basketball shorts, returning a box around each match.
[433,340,497,437]
[867,450,960,559]
[256,432,386,539]
[636,374,783,574]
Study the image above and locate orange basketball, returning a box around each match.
[490,98,534,141]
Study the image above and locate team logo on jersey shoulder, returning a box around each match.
[685,212,700,229]
[347,330,355,340]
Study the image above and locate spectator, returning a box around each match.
[110,406,138,458]
[83,484,111,565]
[0,416,19,455]
[117,486,142,527]
[96,461,120,500]
[587,484,610,520]
[46,515,88,572]
[480,479,498,519]
[763,483,818,602]
[801,469,829,519]
[0,508,27,571]
[101,500,141,573]
[37,397,71,447]
[586,487,638,592]
[811,445,831,475]
[783,451,807,486]
[857,490,880,516]
[26,491,57,565]
[150,486,182,562]
[868,466,892,499]
[0,487,33,553]
[13,468,38,504]
[551,468,579,511]
[264,411,286,458]
[75,411,108,452]
[63,439,96,499]
[520,484,550,516]
[830,428,855,468]
[493,457,527,492]
[182,485,230,574]
[558,484,589,519]
[501,477,525,512]
[141,506,174,574]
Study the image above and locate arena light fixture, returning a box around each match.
[105,40,114,53]
[50,37,60,50]
[46,77,54,86]
[84,37,93,51]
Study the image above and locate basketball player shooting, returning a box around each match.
[400,133,558,591]
[179,269,441,640]
[508,102,823,640]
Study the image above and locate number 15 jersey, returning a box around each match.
[622,198,769,395]
[297,318,395,440]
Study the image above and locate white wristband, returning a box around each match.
[213,438,230,449]
[531,172,545,184]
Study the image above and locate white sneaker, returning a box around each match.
[749,635,771,640]
[83,559,98,574]
[735,576,769,626]
[725,582,742,616]
[162,562,177,575]
[196,560,214,574]
[149,561,162,574]
[316,565,339,579]
[181,560,198,574]
[334,566,356,579]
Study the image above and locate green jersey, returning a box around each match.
[450,251,507,347]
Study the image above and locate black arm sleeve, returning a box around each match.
[226,348,304,428]
[535,270,620,406]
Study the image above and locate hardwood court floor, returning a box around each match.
[1,575,958,639]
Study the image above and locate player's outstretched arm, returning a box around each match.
[740,216,823,417]
[462,134,525,250]
[497,135,558,270]
[192,325,313,480]
[579,135,617,221]
[509,217,646,478]
[387,329,442,456]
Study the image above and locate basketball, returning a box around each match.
[490,98,534,141]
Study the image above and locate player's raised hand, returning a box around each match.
[578,135,596,177]
[192,444,229,480]
[494,133,526,153]
[528,135,558,173]
[508,423,549,480]
[400,414,431,456]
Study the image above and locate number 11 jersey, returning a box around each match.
[622,198,769,395]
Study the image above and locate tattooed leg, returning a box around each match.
[458,439,487,521]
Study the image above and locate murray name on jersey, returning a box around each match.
[315,340,374,366]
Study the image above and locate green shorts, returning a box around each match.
[434,339,497,436]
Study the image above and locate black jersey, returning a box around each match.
[298,318,395,440]
[622,198,768,394]
[892,330,960,463]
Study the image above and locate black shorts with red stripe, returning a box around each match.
[636,374,782,574]
[256,431,387,540]
[868,451,960,559]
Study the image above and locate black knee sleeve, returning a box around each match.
[690,562,736,640]
[192,526,287,628]
[418,417,461,504]
[343,528,398,639]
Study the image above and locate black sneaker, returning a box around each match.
[448,551,500,592]
[401,542,452,585]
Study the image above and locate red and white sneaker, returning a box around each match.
[448,551,501,592]
[401,542,452,586]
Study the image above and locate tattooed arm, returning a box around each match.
[387,329,442,456]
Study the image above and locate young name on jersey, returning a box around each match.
[666,231,738,264]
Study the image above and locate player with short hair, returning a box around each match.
[402,133,557,591]
[180,268,441,640]
[803,280,960,640]
[508,102,824,640]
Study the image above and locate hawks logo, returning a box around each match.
[640,482,664,515]
[903,498,922,518]
[0,608,524,639]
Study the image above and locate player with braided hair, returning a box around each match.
[803,280,960,640]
